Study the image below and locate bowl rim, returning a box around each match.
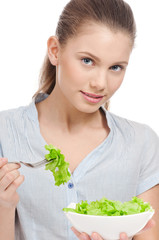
[64,202,155,218]
[64,210,154,218]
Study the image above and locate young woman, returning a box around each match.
[0,0,159,239]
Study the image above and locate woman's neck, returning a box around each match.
[36,92,106,133]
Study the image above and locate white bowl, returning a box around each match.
[64,203,154,240]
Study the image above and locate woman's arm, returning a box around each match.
[0,158,24,240]
[0,207,15,240]
[134,184,159,240]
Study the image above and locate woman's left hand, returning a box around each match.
[71,219,155,240]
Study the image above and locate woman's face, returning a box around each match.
[54,23,132,113]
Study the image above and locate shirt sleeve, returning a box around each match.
[136,125,159,196]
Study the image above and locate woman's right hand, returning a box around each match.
[0,157,24,209]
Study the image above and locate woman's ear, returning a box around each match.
[47,36,60,66]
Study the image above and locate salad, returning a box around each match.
[45,144,71,186]
[63,196,153,216]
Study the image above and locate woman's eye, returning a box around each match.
[111,65,123,72]
[82,58,94,66]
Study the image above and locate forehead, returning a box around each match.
[60,23,132,62]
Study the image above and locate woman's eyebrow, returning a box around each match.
[112,61,128,65]
[77,51,101,62]
[77,51,128,65]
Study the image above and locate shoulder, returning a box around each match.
[0,102,35,130]
[108,110,154,133]
[0,105,28,122]
[107,110,158,144]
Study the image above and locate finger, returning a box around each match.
[0,158,8,168]
[136,219,156,235]
[5,175,24,195]
[7,162,21,169]
[0,162,21,181]
[91,232,103,240]
[0,169,20,191]
[71,227,81,238]
[71,227,91,239]
[0,158,8,180]
[1,175,24,208]
[141,219,155,232]
[119,232,129,240]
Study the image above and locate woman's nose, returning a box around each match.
[89,70,107,91]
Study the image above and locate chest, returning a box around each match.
[40,126,110,173]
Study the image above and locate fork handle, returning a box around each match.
[9,161,20,164]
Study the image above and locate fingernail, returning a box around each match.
[120,235,126,240]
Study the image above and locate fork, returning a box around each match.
[9,159,54,168]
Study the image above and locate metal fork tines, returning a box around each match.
[9,159,52,168]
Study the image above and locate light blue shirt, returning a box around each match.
[0,94,159,240]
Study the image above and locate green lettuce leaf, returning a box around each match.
[45,144,71,186]
[63,196,153,216]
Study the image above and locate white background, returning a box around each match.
[0,1,159,134]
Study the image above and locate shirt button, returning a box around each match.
[68,182,74,189]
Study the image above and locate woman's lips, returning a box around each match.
[80,91,104,103]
